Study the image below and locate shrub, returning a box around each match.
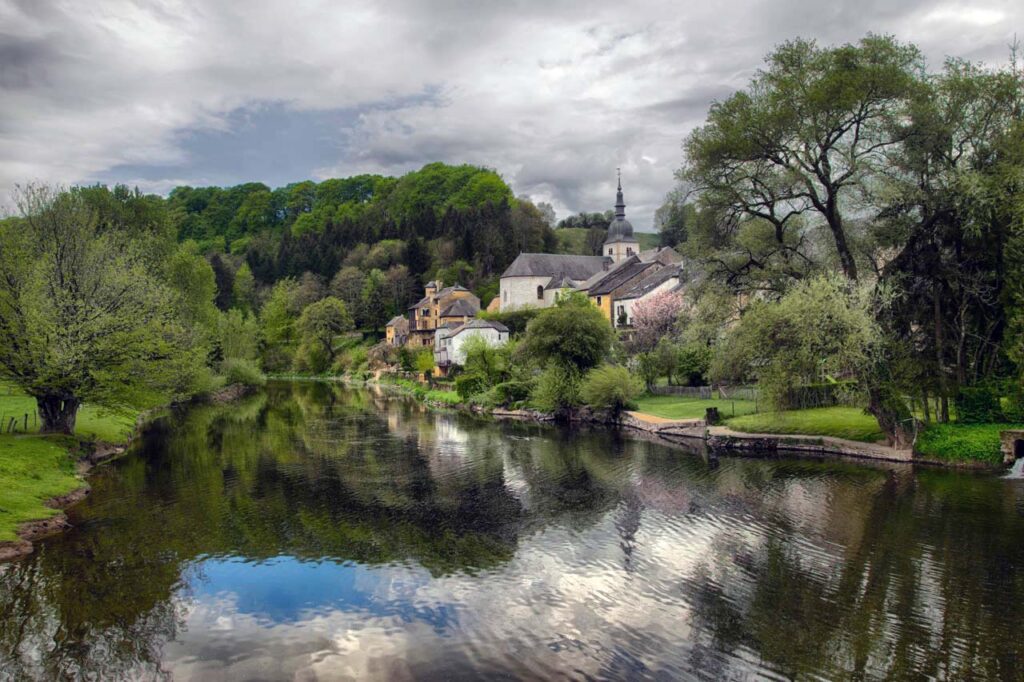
[955,386,1003,424]
[530,364,582,413]
[581,364,643,413]
[493,380,532,406]
[425,390,461,406]
[915,423,1008,464]
[221,358,266,387]
[455,372,489,400]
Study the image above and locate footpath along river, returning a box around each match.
[2,380,1024,680]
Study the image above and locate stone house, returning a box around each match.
[404,280,480,348]
[434,319,510,376]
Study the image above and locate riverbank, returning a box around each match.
[0,382,257,562]
[361,374,1011,469]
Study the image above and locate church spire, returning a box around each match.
[615,167,626,219]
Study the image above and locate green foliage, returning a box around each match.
[712,275,879,410]
[530,364,582,413]
[580,364,643,414]
[636,353,661,392]
[915,423,1013,464]
[293,297,354,374]
[232,262,257,311]
[676,343,712,386]
[414,349,435,376]
[425,389,461,406]
[954,387,1003,424]
[217,309,262,362]
[462,336,507,385]
[523,293,613,374]
[221,358,266,387]
[455,372,488,401]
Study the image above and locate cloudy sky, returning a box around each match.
[1,0,1020,229]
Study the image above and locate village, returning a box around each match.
[385,175,685,377]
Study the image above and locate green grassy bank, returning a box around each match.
[633,395,757,420]
[0,387,139,543]
[725,407,885,443]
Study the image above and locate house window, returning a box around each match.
[597,296,602,306]
[536,285,544,300]
[608,248,613,255]
[626,247,633,256]
[503,290,508,302]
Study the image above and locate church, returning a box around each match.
[497,173,683,325]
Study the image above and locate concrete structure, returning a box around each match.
[434,319,510,375]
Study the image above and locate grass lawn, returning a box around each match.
[915,422,1022,465]
[0,435,80,542]
[0,385,142,543]
[633,394,758,420]
[725,407,885,443]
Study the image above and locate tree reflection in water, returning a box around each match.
[1,381,1024,679]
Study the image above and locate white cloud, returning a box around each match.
[0,0,1020,227]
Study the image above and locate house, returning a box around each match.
[434,319,510,376]
[405,280,481,348]
[612,264,685,328]
[385,315,409,346]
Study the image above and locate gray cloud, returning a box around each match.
[0,0,1020,227]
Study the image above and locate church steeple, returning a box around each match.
[615,167,626,219]
[604,168,639,263]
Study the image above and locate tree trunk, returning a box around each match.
[36,395,80,435]
[933,285,950,423]
[866,386,915,450]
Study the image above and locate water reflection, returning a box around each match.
[1,381,1023,679]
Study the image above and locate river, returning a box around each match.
[2,381,1023,680]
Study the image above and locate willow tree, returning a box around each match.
[0,185,199,434]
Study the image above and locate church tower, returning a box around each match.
[603,169,640,264]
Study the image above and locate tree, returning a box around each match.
[217,309,261,362]
[0,185,200,433]
[208,253,234,310]
[359,269,389,331]
[654,188,693,248]
[296,297,354,372]
[232,262,257,311]
[629,290,685,353]
[682,36,923,286]
[414,348,435,379]
[523,293,614,373]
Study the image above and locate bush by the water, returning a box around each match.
[531,365,582,412]
[581,364,643,413]
[222,358,266,387]
[915,422,1015,464]
[455,372,488,400]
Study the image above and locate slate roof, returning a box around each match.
[454,318,509,335]
[386,315,408,327]
[440,298,479,317]
[501,253,611,279]
[408,296,431,310]
[617,265,682,301]
[544,273,576,290]
[587,257,657,296]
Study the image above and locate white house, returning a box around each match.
[613,264,684,328]
[434,319,510,374]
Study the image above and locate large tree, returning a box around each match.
[0,186,201,433]
[682,35,923,288]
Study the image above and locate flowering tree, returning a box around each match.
[629,290,684,353]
